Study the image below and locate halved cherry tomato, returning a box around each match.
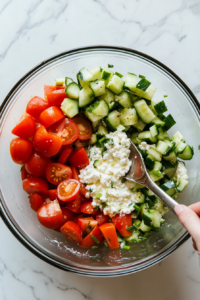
[54,207,74,231]
[112,214,133,237]
[26,96,49,120]
[48,118,79,145]
[96,213,109,226]
[21,165,32,181]
[58,146,73,164]
[57,179,80,202]
[29,193,45,212]
[39,106,64,128]
[44,85,65,98]
[79,225,104,248]
[12,113,36,139]
[80,201,98,215]
[60,221,82,244]
[66,192,82,213]
[99,223,119,249]
[46,163,72,185]
[46,89,67,107]
[10,138,32,164]
[69,147,89,169]
[23,177,48,195]
[48,189,66,206]
[72,116,92,141]
[71,166,79,180]
[78,217,98,237]
[25,151,51,177]
[37,200,63,229]
[33,125,62,157]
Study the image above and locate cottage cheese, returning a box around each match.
[175,161,188,184]
[79,128,140,217]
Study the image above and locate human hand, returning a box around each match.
[175,204,200,265]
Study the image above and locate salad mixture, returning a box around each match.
[10,65,194,250]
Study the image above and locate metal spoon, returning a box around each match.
[125,141,178,213]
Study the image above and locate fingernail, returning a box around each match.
[175,204,187,216]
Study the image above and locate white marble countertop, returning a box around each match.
[0,0,200,299]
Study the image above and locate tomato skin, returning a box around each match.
[72,116,92,141]
[25,151,51,177]
[39,106,64,128]
[21,165,32,181]
[66,192,82,213]
[58,146,73,164]
[26,96,49,120]
[80,201,98,215]
[46,89,67,107]
[33,125,62,157]
[80,183,89,197]
[69,147,89,169]
[79,225,104,248]
[12,113,36,139]
[78,217,98,237]
[71,213,84,224]
[29,193,45,212]
[37,200,63,229]
[60,221,82,244]
[57,179,80,202]
[99,223,119,249]
[71,166,79,180]
[23,177,48,195]
[96,213,109,226]
[48,189,66,206]
[44,85,65,98]
[54,207,74,231]
[10,138,32,164]
[46,163,72,185]
[112,214,133,237]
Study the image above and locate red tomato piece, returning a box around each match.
[29,193,45,212]
[23,177,48,195]
[39,106,64,128]
[26,96,49,120]
[60,221,82,244]
[69,147,89,169]
[10,138,32,164]
[57,179,80,202]
[99,223,119,249]
[80,183,89,197]
[44,85,65,98]
[46,89,67,107]
[72,116,92,141]
[48,189,66,206]
[46,163,72,185]
[33,125,62,157]
[71,213,84,224]
[66,192,82,213]
[12,113,36,139]
[21,165,32,181]
[96,213,110,226]
[78,217,98,237]
[54,207,74,231]
[79,225,104,248]
[37,200,63,229]
[71,166,79,180]
[48,118,79,145]
[58,146,73,164]
[80,201,98,215]
[25,151,51,177]
[112,214,133,237]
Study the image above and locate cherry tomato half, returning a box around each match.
[60,221,82,244]
[25,151,51,177]
[46,163,72,185]
[96,213,109,226]
[78,217,98,237]
[29,193,45,212]
[72,116,92,141]
[23,177,48,195]
[39,106,64,128]
[58,146,73,164]
[57,179,80,202]
[71,166,79,180]
[26,96,50,120]
[69,147,89,169]
[10,138,32,164]
[46,89,67,107]
[66,192,82,213]
[48,118,79,145]
[79,225,104,248]
[112,214,133,237]
[37,200,63,229]
[44,85,65,98]
[12,113,36,139]
[99,223,119,249]
[80,201,98,215]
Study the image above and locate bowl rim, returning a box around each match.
[0,45,198,277]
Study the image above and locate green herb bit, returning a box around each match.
[125,145,128,148]
[91,235,100,244]
[111,181,114,188]
[89,188,93,193]
[94,152,97,155]
[104,240,108,247]
[115,72,123,78]
[127,225,134,231]
[101,203,107,209]
[108,237,111,241]
[128,203,132,207]
[108,218,112,222]
[121,178,126,183]
[96,193,102,199]
[119,142,121,145]
[198,145,200,150]
[122,245,130,250]
[91,246,99,250]
[108,64,114,68]
[99,136,107,143]
[139,74,145,78]
[164,95,168,97]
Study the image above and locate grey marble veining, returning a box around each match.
[0,0,200,299]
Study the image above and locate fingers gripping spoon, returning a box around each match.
[125,141,178,213]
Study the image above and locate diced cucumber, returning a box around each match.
[90,66,102,81]
[143,209,162,229]
[134,192,145,203]
[85,110,103,123]
[134,100,156,124]
[130,94,140,102]
[176,178,188,192]
[139,220,151,232]
[65,82,80,99]
[140,203,149,217]
[157,128,170,141]
[124,72,137,93]
[97,125,108,135]
[88,134,97,145]
[138,131,157,143]
[105,110,121,131]
[55,78,65,86]
[107,75,124,95]
[156,141,170,155]
[145,155,155,170]
[124,230,143,243]
[162,160,177,179]
[93,160,102,168]
[98,88,115,105]
[149,171,164,182]
[153,161,162,171]
[92,120,101,129]
[150,124,158,137]
[77,67,93,87]
[108,101,117,111]
[101,68,113,84]
[132,219,142,230]
[178,145,194,160]
[131,132,140,144]
[172,131,183,141]
[151,117,165,127]
[147,147,162,161]
[120,108,138,126]
[90,80,106,97]
[115,91,132,108]
[61,98,79,118]
[163,150,177,165]
[132,118,146,131]
[163,114,176,131]
[160,180,176,197]
[65,77,73,86]
[135,83,156,100]
[154,100,168,114]
[78,86,94,107]
[175,141,187,154]
[87,100,109,118]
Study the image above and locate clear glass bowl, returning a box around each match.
[0,46,200,277]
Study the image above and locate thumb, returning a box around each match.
[174,204,200,250]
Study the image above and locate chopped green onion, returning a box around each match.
[127,225,134,231]
[108,64,114,68]
[91,235,100,244]
[119,142,121,145]
[120,241,130,250]
[111,181,114,188]
[136,78,151,91]
[198,145,200,150]
[121,178,126,183]
[154,101,168,114]
[108,237,111,241]
[89,188,93,193]
[104,240,108,247]
[115,72,123,78]
[139,75,145,78]
[164,95,168,97]
[99,137,106,143]
[96,193,102,199]
[91,246,99,250]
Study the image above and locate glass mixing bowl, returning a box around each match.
[0,46,200,277]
